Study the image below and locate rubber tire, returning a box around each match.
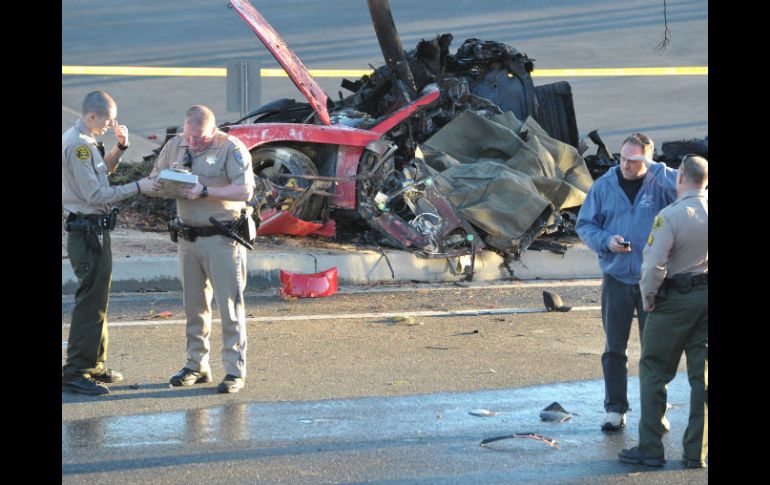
[534,81,580,148]
[251,146,324,221]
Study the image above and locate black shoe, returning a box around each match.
[682,457,707,469]
[601,412,626,432]
[91,368,124,383]
[63,376,110,395]
[619,447,665,467]
[169,367,212,387]
[217,374,245,394]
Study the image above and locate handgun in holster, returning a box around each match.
[236,207,257,244]
[105,207,119,231]
[208,211,254,250]
[84,225,102,255]
[167,213,178,242]
[672,273,693,293]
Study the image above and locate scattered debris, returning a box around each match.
[480,432,559,448]
[543,291,572,312]
[129,383,141,390]
[389,314,420,325]
[143,310,174,320]
[387,379,409,386]
[279,267,338,298]
[469,409,497,417]
[452,329,480,336]
[539,402,578,422]
[129,0,707,267]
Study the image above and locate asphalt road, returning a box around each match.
[62,281,705,483]
[61,1,708,481]
[62,0,707,162]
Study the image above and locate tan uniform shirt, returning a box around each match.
[639,188,708,307]
[62,119,137,215]
[150,130,255,226]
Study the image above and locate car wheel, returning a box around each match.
[251,146,324,221]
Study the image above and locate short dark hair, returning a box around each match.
[81,90,116,117]
[622,132,654,159]
[681,155,708,186]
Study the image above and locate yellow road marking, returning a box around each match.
[62,65,707,78]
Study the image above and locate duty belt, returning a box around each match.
[659,272,707,296]
[64,208,119,255]
[169,219,235,242]
[65,208,119,233]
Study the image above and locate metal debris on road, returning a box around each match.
[480,432,560,448]
[543,290,572,312]
[469,409,497,417]
[539,402,577,422]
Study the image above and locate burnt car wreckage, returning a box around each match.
[146,0,707,273]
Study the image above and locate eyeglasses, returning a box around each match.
[183,148,193,169]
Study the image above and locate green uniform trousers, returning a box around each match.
[62,230,112,379]
[638,283,707,461]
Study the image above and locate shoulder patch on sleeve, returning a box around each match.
[652,215,663,230]
[75,145,91,161]
[232,146,245,167]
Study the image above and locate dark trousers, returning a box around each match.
[62,230,112,380]
[638,284,708,460]
[601,274,647,413]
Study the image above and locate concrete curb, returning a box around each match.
[62,245,601,294]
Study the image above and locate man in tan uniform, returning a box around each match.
[148,105,255,394]
[62,90,159,395]
[619,155,708,468]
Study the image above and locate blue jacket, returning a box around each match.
[576,163,678,284]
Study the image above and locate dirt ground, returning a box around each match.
[61,220,384,259]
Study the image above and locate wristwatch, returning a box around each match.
[200,185,208,199]
[117,141,130,151]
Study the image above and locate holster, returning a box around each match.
[672,273,693,294]
[84,226,102,255]
[167,214,179,243]
[66,219,102,255]
[235,207,257,244]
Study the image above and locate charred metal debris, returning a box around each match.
[144,0,706,271]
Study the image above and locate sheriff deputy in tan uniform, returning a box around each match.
[619,155,708,468]
[147,105,255,394]
[62,90,159,395]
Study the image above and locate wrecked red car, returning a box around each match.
[144,0,600,262]
[225,0,483,259]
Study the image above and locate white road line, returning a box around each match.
[62,306,601,328]
[63,279,602,303]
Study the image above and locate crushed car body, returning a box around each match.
[227,0,486,258]
[148,0,600,262]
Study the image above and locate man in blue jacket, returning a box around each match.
[576,133,678,432]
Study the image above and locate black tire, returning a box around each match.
[660,138,708,169]
[251,146,324,221]
[534,81,580,148]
